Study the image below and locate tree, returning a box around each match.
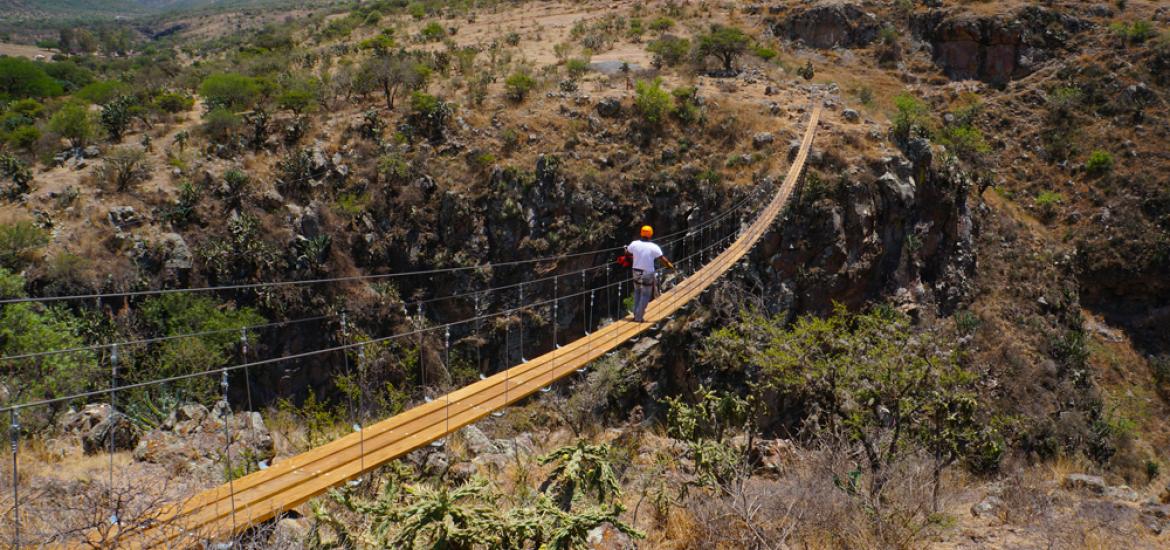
[49,101,96,148]
[539,440,622,511]
[892,92,929,141]
[100,96,136,140]
[361,52,429,111]
[695,25,749,72]
[201,107,241,145]
[407,91,452,143]
[199,73,260,111]
[726,305,1001,507]
[0,57,64,99]
[277,77,321,114]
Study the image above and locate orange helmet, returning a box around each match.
[640,225,653,238]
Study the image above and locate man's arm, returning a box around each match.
[658,255,675,270]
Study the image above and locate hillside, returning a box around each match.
[0,0,1168,548]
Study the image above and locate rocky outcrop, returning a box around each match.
[776,1,880,49]
[59,404,141,455]
[911,7,1088,85]
[133,402,274,477]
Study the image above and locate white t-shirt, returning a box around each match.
[627,240,663,273]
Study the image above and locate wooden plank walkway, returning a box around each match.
[123,105,822,548]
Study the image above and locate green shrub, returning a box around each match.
[892,92,930,141]
[1035,190,1063,221]
[75,80,131,104]
[407,1,427,19]
[646,35,690,67]
[671,85,700,125]
[565,58,590,79]
[6,125,40,150]
[753,45,777,61]
[634,78,671,126]
[505,31,521,46]
[0,221,48,270]
[1110,19,1157,44]
[277,78,321,113]
[201,107,242,144]
[0,57,63,99]
[649,16,674,32]
[1086,149,1114,175]
[7,98,44,119]
[99,95,136,141]
[199,73,260,110]
[939,125,990,158]
[505,71,537,102]
[378,152,411,182]
[48,100,95,148]
[420,21,446,42]
[155,91,194,114]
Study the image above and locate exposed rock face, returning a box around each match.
[753,140,976,317]
[777,1,879,49]
[911,7,1087,85]
[133,402,274,478]
[586,523,637,549]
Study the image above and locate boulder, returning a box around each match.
[596,98,622,118]
[1063,473,1107,495]
[83,145,101,159]
[586,522,637,549]
[59,403,113,434]
[842,108,861,123]
[108,206,141,230]
[82,412,140,455]
[159,233,193,270]
[971,495,1003,517]
[1104,485,1140,502]
[778,1,880,49]
[752,132,775,149]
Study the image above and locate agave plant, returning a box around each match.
[538,440,621,511]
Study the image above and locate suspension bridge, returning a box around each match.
[4,105,821,548]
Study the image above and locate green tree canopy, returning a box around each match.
[695,24,749,71]
[199,73,261,110]
[49,100,96,148]
[0,57,64,99]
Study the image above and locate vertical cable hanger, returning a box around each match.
[430,325,450,448]
[518,282,528,363]
[221,369,238,533]
[541,276,557,394]
[9,409,20,550]
[108,343,118,527]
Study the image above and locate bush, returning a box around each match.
[753,45,777,61]
[671,85,701,125]
[201,107,241,144]
[420,21,446,42]
[0,57,63,99]
[95,146,151,191]
[277,78,321,113]
[155,91,194,114]
[939,125,990,159]
[75,80,131,104]
[6,125,40,150]
[1110,19,1157,44]
[649,16,674,32]
[634,78,672,126]
[1035,190,1063,221]
[408,91,452,142]
[892,92,930,141]
[504,71,537,102]
[647,35,690,67]
[49,101,96,148]
[565,58,590,79]
[7,98,44,119]
[199,73,260,110]
[1086,149,1114,175]
[0,221,48,270]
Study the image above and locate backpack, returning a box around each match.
[616,251,633,268]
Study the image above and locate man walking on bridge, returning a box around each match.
[627,225,675,322]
